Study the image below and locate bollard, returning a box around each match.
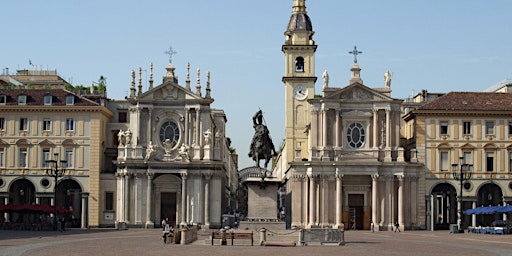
[221,228,227,245]
[259,228,267,246]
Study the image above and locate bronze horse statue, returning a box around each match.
[249,110,277,174]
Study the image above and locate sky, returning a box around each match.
[2,0,512,169]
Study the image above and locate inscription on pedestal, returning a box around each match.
[247,183,278,219]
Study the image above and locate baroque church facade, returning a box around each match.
[275,0,424,230]
[109,62,238,229]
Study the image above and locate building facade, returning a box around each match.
[276,0,424,231]
[403,91,512,230]
[0,70,113,228]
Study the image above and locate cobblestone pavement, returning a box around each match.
[1,229,512,256]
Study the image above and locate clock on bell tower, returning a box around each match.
[282,0,317,164]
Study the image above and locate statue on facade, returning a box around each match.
[178,143,190,161]
[215,131,222,145]
[248,110,277,172]
[163,139,173,155]
[117,130,125,147]
[204,129,211,145]
[145,141,156,161]
[322,70,329,88]
[124,129,132,145]
[384,70,392,87]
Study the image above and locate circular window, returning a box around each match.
[41,178,50,188]
[0,178,4,188]
[347,122,365,148]
[159,121,180,148]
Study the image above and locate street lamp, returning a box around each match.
[451,156,472,233]
[46,153,67,231]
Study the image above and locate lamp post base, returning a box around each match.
[449,224,464,234]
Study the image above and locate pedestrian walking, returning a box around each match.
[371,221,375,233]
[394,222,401,232]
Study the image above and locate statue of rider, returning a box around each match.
[249,110,277,167]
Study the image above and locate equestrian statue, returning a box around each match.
[248,110,277,178]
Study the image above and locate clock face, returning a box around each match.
[293,86,308,100]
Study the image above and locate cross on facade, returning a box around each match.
[349,45,363,63]
[164,46,178,63]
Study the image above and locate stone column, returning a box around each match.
[81,193,89,228]
[180,173,187,227]
[397,175,405,229]
[373,109,378,148]
[317,177,322,225]
[302,176,308,226]
[311,109,319,148]
[204,174,211,228]
[384,109,392,162]
[134,173,142,224]
[308,174,316,227]
[322,109,328,147]
[384,175,393,229]
[472,201,477,227]
[193,109,202,160]
[385,109,391,148]
[291,175,304,228]
[185,108,190,145]
[394,111,400,147]
[124,173,130,223]
[371,174,379,229]
[145,171,154,228]
[335,110,340,147]
[115,172,123,222]
[335,172,343,228]
[147,108,153,144]
[409,176,418,228]
[195,109,200,145]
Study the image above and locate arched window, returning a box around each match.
[295,57,304,72]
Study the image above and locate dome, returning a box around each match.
[287,13,313,32]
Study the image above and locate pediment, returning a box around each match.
[326,83,394,102]
[39,139,54,146]
[137,82,202,101]
[62,139,75,146]
[483,143,497,150]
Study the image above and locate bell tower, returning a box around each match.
[282,0,317,164]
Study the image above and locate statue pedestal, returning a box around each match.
[203,145,211,160]
[239,169,285,231]
[192,145,202,160]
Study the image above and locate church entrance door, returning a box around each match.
[348,194,364,230]
[160,192,177,227]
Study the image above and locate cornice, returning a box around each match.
[282,76,317,83]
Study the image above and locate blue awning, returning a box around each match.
[463,205,512,215]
